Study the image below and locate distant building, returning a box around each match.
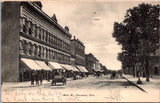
[150,40,160,76]
[85,53,98,74]
[1,1,72,82]
[70,36,88,72]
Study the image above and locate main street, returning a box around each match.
[2,74,157,102]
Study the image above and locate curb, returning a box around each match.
[122,76,147,93]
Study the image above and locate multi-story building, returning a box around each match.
[70,36,88,72]
[2,1,72,82]
[85,53,99,74]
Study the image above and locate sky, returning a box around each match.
[40,0,159,70]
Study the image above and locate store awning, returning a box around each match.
[76,66,85,72]
[48,61,64,70]
[61,64,73,71]
[21,58,41,70]
[34,60,51,71]
[72,66,80,72]
[79,66,88,72]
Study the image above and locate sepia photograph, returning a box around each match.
[1,0,160,102]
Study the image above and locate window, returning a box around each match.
[55,51,57,60]
[28,42,33,55]
[28,21,32,35]
[39,28,41,40]
[35,44,38,57]
[52,50,55,60]
[32,23,35,37]
[46,32,48,42]
[32,44,35,56]
[46,48,48,59]
[38,45,41,57]
[41,46,44,58]
[20,17,24,32]
[22,18,27,33]
[44,47,46,58]
[43,30,46,42]
[26,42,29,55]
[36,26,40,39]
[20,40,24,54]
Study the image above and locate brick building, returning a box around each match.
[70,36,88,72]
[1,1,72,82]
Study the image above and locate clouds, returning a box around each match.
[41,0,158,70]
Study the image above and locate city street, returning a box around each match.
[2,75,159,102]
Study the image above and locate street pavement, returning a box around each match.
[1,74,160,102]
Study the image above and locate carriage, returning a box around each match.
[51,69,66,85]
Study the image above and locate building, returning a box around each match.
[70,36,88,73]
[85,53,99,74]
[1,1,72,82]
[150,41,160,76]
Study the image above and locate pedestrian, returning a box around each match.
[31,70,35,85]
[35,70,39,86]
[39,71,43,85]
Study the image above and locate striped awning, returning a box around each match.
[34,60,51,71]
[48,61,64,70]
[21,58,41,70]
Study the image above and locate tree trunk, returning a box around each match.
[145,57,150,82]
[132,66,135,77]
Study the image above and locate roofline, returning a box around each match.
[23,2,72,38]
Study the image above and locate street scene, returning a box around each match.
[1,0,160,102]
[2,74,160,102]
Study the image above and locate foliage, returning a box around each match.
[112,3,160,81]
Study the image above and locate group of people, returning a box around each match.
[31,70,44,85]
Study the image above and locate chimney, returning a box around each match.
[51,14,58,23]
[65,26,69,32]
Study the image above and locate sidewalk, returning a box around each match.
[123,74,160,93]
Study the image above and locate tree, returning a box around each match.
[113,3,160,82]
